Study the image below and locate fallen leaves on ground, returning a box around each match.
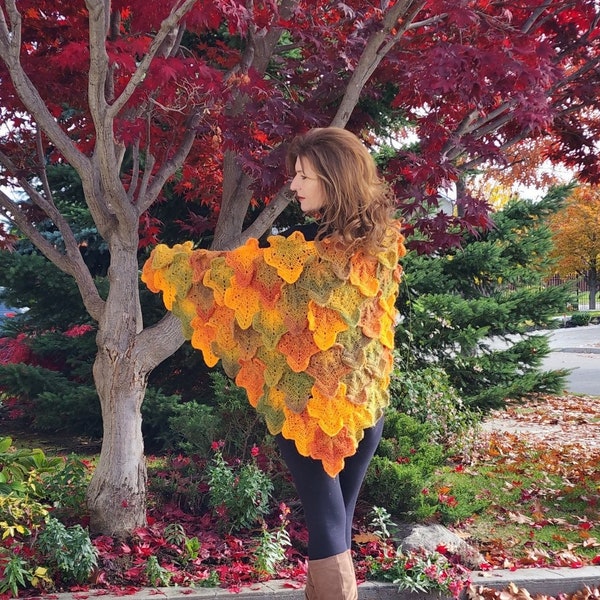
[466,393,600,600]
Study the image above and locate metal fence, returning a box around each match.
[545,274,590,310]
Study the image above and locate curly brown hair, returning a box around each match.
[286,127,398,253]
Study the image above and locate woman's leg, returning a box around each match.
[276,435,348,560]
[338,417,384,547]
[276,417,384,557]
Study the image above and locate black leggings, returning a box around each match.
[276,417,384,560]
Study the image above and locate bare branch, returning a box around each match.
[128,140,141,202]
[0,186,105,320]
[240,186,295,244]
[34,129,53,202]
[521,0,553,33]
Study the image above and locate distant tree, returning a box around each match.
[550,184,600,310]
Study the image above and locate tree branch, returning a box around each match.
[0,186,105,320]
[0,0,92,176]
[332,0,426,127]
[104,0,201,119]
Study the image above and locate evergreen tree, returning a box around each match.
[396,186,574,410]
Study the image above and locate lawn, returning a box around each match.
[446,394,600,570]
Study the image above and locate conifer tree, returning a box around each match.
[396,186,573,410]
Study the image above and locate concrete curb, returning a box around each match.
[35,567,600,600]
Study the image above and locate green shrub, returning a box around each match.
[0,436,64,497]
[363,457,427,518]
[380,412,446,470]
[207,371,267,457]
[167,402,220,456]
[390,364,480,450]
[0,439,96,595]
[204,445,273,532]
[40,454,92,519]
[141,388,189,452]
[162,371,267,458]
[363,411,450,519]
[35,517,97,584]
[569,311,591,326]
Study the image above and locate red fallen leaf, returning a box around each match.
[592,555,600,564]
[283,580,304,589]
[106,586,141,596]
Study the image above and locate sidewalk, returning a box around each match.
[36,566,600,599]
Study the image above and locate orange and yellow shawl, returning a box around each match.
[142,228,405,477]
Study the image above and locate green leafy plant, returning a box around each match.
[205,443,273,533]
[145,555,172,587]
[40,454,92,516]
[35,517,97,584]
[254,504,292,575]
[0,495,48,541]
[0,436,63,497]
[0,552,52,597]
[368,506,396,541]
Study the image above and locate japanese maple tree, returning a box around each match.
[1,0,600,536]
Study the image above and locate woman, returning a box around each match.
[278,127,402,599]
[142,127,405,600]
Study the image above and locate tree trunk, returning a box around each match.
[588,267,597,311]
[86,239,149,537]
[86,353,147,536]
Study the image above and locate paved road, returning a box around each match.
[538,323,600,396]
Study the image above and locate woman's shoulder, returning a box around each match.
[280,221,319,241]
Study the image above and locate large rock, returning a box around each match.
[396,523,486,568]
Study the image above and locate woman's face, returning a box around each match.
[290,157,326,214]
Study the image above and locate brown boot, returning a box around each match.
[304,567,316,600]
[305,550,358,599]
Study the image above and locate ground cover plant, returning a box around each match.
[0,392,599,599]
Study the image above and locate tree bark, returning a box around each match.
[588,267,597,311]
[87,352,147,535]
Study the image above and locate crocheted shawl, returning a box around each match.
[142,228,405,477]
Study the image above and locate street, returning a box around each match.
[539,323,600,396]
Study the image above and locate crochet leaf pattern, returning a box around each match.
[142,230,405,477]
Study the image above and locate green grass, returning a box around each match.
[426,439,600,565]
